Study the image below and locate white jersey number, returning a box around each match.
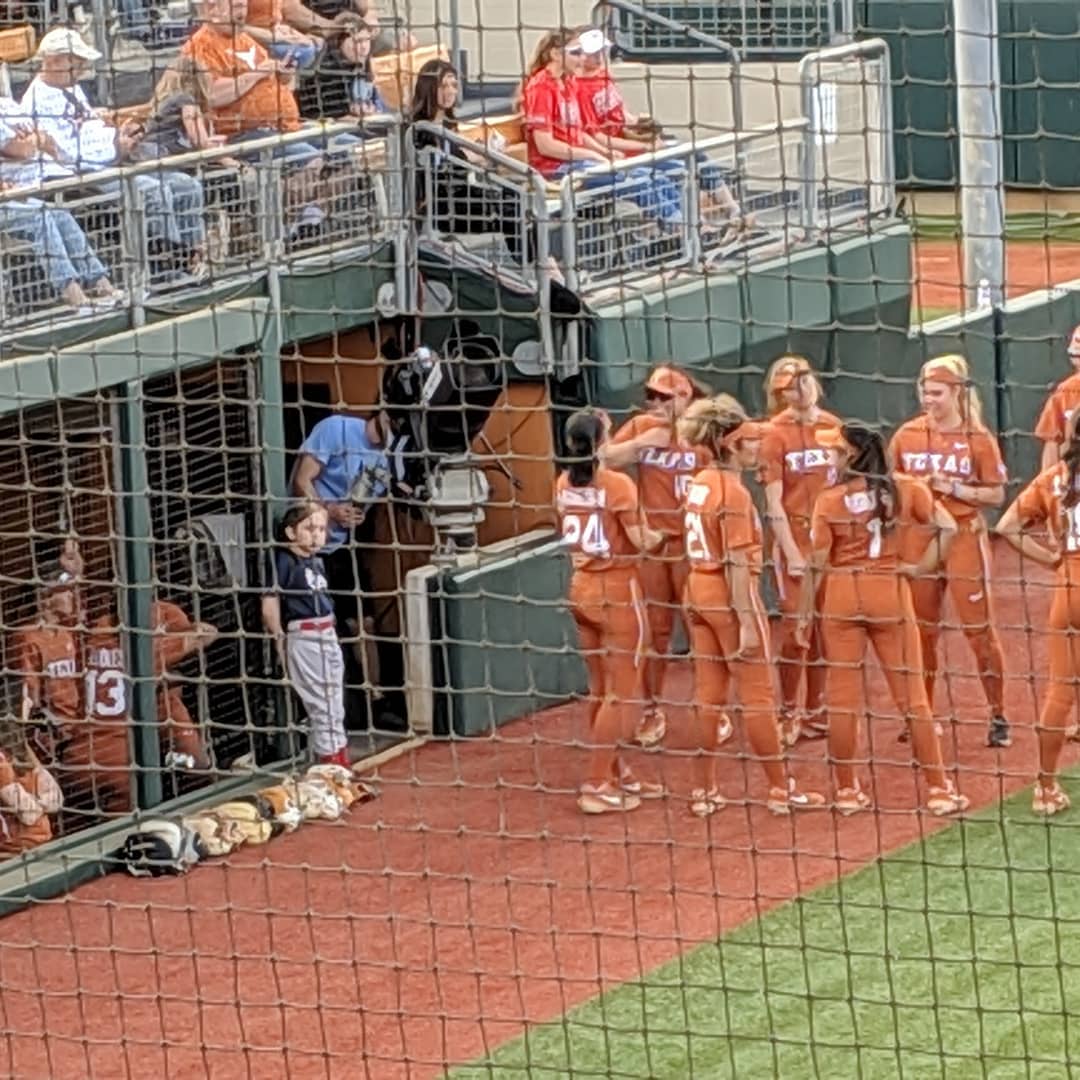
[562,512,610,556]
[675,474,694,502]
[1065,504,1080,553]
[684,511,712,562]
[866,518,883,560]
[87,669,127,718]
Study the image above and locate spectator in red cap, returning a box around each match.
[1035,323,1080,470]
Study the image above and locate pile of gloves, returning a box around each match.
[116,764,377,877]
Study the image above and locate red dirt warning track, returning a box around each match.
[915,238,1080,314]
[0,543,1071,1080]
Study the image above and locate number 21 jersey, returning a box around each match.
[555,468,641,572]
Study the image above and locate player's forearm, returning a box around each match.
[952,481,1004,508]
[1042,440,1062,470]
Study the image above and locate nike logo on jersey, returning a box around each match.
[639,448,700,471]
[784,447,832,472]
[901,451,973,476]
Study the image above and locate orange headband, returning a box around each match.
[921,364,966,387]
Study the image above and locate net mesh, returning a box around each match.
[0,0,1077,1077]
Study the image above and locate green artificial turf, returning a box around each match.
[452,781,1080,1080]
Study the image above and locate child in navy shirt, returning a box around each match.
[261,500,349,766]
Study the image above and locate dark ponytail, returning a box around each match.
[1063,413,1080,510]
[564,410,605,487]
[842,421,897,531]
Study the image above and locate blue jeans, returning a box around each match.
[0,198,108,294]
[98,170,206,250]
[552,159,683,225]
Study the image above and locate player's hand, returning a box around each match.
[929,473,954,497]
[328,503,364,527]
[59,538,84,578]
[784,551,807,579]
[195,621,219,642]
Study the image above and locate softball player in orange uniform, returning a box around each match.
[759,354,842,745]
[889,354,1010,748]
[605,364,712,747]
[678,395,823,818]
[557,409,665,815]
[995,412,1080,815]
[1035,323,1080,471]
[803,422,968,816]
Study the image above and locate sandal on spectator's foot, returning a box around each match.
[689,788,724,818]
[1033,784,1070,816]
[834,785,872,816]
[634,709,667,748]
[926,783,969,817]
[768,779,826,816]
[578,783,641,815]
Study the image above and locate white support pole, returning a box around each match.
[953,0,1005,311]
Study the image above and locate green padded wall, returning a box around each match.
[439,539,589,736]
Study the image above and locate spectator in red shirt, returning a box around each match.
[517,28,683,227]
[575,28,751,242]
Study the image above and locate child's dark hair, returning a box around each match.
[842,421,897,531]
[277,499,324,543]
[1063,411,1080,511]
[564,409,606,486]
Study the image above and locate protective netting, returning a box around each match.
[0,0,1078,1077]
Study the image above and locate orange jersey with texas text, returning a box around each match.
[1012,461,1080,561]
[683,468,763,575]
[13,625,81,724]
[555,468,641,572]
[759,407,842,544]
[1035,373,1080,447]
[890,416,1006,521]
[609,413,712,535]
[811,475,936,570]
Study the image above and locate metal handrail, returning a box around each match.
[797,37,893,233]
[592,0,743,133]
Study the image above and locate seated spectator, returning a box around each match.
[410,58,562,282]
[244,0,324,70]
[0,743,62,858]
[136,57,233,160]
[20,28,208,281]
[299,22,387,121]
[518,28,683,230]
[0,97,122,313]
[575,28,751,241]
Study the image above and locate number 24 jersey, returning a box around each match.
[555,468,642,572]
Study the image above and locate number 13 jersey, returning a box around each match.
[555,468,642,573]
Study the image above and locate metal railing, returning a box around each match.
[799,38,894,232]
[596,0,854,57]
[0,119,400,331]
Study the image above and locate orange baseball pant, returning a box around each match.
[819,572,947,792]
[62,726,133,815]
[773,543,827,722]
[570,568,648,787]
[636,533,689,707]
[1035,573,1080,786]
[159,686,208,767]
[684,569,786,795]
[908,524,1004,714]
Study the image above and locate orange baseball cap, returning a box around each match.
[721,420,768,449]
[1068,325,1080,356]
[920,362,966,387]
[645,365,695,399]
[769,356,812,392]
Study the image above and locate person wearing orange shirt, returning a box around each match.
[1035,323,1080,471]
[995,411,1080,814]
[802,421,968,816]
[604,363,711,746]
[889,354,1010,749]
[759,354,842,746]
[678,395,823,818]
[556,409,665,815]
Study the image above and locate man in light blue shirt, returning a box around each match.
[290,409,396,732]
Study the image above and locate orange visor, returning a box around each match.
[769,357,812,391]
[646,365,695,399]
[721,420,768,449]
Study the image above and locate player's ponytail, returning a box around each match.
[677,394,750,461]
[564,409,606,487]
[842,421,898,531]
[1062,412,1080,511]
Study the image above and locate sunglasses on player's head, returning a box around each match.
[565,45,585,56]
[645,387,675,403]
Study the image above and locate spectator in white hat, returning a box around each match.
[20,28,209,282]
